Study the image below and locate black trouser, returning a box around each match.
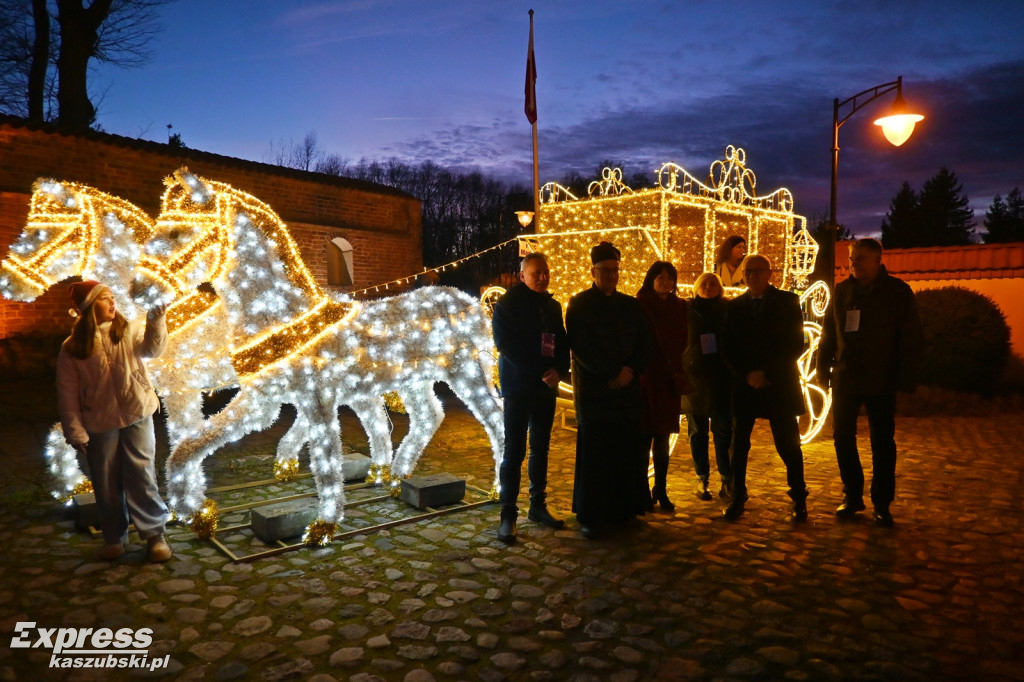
[687,410,732,482]
[832,391,897,508]
[499,389,556,517]
[731,413,807,502]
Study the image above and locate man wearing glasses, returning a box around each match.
[722,254,809,522]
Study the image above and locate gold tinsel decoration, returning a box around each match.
[275,457,300,482]
[368,463,393,485]
[389,481,402,499]
[488,485,500,502]
[188,499,219,539]
[59,478,95,504]
[303,519,338,547]
[383,391,407,414]
[72,479,94,495]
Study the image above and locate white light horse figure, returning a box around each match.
[0,178,362,506]
[157,170,504,542]
[0,179,203,499]
[150,170,398,536]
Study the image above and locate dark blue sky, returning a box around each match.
[94,1,1024,237]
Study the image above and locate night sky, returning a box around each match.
[93,1,1024,237]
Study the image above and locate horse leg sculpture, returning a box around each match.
[301,388,349,545]
[166,387,284,526]
[389,382,445,481]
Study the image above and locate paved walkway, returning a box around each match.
[1,379,1022,681]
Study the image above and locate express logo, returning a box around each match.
[10,622,152,653]
[10,623,169,670]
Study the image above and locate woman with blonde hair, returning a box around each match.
[715,235,747,287]
[57,280,172,562]
[681,272,733,499]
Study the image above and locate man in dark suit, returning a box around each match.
[492,252,571,543]
[722,254,808,521]
[817,238,922,527]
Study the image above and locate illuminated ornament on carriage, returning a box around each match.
[788,226,820,289]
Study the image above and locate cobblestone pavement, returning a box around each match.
[1,379,1022,681]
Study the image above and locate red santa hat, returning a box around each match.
[68,280,109,315]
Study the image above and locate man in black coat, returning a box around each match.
[817,238,923,527]
[492,253,571,543]
[722,254,808,521]
[566,242,652,539]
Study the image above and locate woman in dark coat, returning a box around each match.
[636,261,689,511]
[681,272,733,500]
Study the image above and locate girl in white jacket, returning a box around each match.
[57,280,172,562]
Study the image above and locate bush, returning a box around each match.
[915,286,1010,395]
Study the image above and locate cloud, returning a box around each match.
[373,58,1024,236]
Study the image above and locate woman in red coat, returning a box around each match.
[636,261,690,511]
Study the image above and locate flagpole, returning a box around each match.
[532,119,539,218]
[526,9,539,220]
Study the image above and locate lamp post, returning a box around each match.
[824,76,923,287]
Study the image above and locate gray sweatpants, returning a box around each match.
[84,416,169,545]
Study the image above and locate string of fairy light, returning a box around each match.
[347,225,662,299]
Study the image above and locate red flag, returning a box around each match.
[524,11,537,124]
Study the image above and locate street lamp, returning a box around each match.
[824,76,923,286]
[515,210,535,229]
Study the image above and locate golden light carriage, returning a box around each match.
[505,146,832,442]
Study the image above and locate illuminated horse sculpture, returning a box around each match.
[156,169,504,541]
[0,179,394,505]
[0,179,230,499]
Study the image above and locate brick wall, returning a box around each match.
[0,117,422,340]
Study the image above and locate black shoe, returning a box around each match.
[527,506,565,529]
[791,498,808,521]
[696,479,712,501]
[723,501,745,521]
[497,516,517,544]
[580,525,600,540]
[835,497,866,518]
[873,507,894,527]
[653,487,676,512]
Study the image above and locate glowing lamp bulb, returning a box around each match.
[873,91,923,147]
[515,211,534,228]
[874,113,923,146]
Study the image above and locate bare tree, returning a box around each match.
[0,0,53,121]
[290,131,323,171]
[315,153,351,176]
[264,132,327,172]
[0,0,164,127]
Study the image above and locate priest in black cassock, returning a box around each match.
[565,242,652,539]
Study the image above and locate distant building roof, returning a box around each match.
[0,114,416,201]
[834,241,1024,281]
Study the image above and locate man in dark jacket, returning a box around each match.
[818,238,923,527]
[566,242,652,539]
[492,253,571,543]
[723,254,808,521]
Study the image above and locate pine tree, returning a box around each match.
[917,167,975,246]
[880,181,919,248]
[982,188,1024,243]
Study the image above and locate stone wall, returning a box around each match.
[0,116,423,341]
